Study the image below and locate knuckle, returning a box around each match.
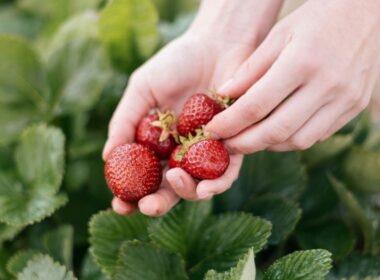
[346,91,362,106]
[323,72,346,93]
[264,123,291,144]
[241,102,266,122]
[291,136,314,150]
[294,53,318,74]
[227,141,251,155]
[355,97,369,112]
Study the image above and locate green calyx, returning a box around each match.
[208,88,234,109]
[151,110,179,142]
[175,129,210,161]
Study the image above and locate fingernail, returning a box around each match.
[175,177,184,189]
[218,79,233,95]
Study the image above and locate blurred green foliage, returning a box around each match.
[1,0,380,279]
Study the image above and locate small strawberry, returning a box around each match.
[174,131,230,180]
[177,92,231,137]
[136,111,177,159]
[169,145,183,168]
[105,143,162,202]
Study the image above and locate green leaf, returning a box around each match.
[80,252,107,280]
[190,213,271,279]
[18,0,102,21]
[15,124,65,195]
[46,14,112,115]
[343,147,380,193]
[264,249,332,280]
[329,175,375,254]
[0,5,43,38]
[217,151,307,211]
[65,159,91,192]
[99,0,160,72]
[204,248,256,280]
[148,201,212,259]
[89,210,149,278]
[6,249,40,276]
[0,35,49,143]
[247,195,301,245]
[114,241,188,280]
[0,223,24,243]
[18,254,77,280]
[47,12,99,54]
[296,220,355,259]
[43,225,73,269]
[333,256,380,278]
[0,248,12,279]
[160,13,195,43]
[153,0,198,22]
[302,134,353,168]
[299,170,338,219]
[0,172,68,226]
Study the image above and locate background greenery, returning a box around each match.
[1,0,380,279]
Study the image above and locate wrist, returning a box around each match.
[186,0,284,45]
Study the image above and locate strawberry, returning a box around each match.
[136,111,177,159]
[177,92,230,137]
[105,143,162,202]
[174,131,229,180]
[169,145,183,168]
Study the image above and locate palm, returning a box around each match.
[105,34,254,216]
[141,35,254,113]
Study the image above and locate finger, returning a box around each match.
[196,154,243,199]
[321,100,369,141]
[320,110,356,141]
[112,197,137,215]
[166,168,198,201]
[224,84,328,154]
[268,102,348,152]
[102,74,156,160]
[206,45,306,140]
[138,185,180,217]
[218,27,287,98]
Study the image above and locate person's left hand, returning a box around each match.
[206,0,380,153]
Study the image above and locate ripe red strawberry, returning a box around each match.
[177,93,230,136]
[173,132,229,179]
[105,143,162,202]
[136,111,177,159]
[169,145,183,168]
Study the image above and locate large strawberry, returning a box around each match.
[177,92,230,137]
[173,131,229,180]
[136,111,177,159]
[105,143,162,202]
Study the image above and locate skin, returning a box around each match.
[103,0,283,216]
[104,0,380,216]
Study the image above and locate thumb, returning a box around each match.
[102,74,156,160]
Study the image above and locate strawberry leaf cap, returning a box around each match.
[175,128,210,161]
[208,88,234,109]
[151,110,179,142]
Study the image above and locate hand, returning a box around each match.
[102,34,249,216]
[206,0,380,153]
[102,0,284,216]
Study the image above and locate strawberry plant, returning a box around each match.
[0,0,380,279]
